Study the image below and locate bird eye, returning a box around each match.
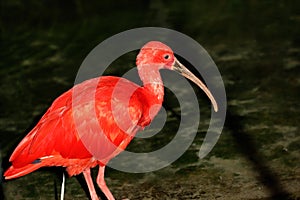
[163,54,170,60]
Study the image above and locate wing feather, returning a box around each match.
[9,76,144,169]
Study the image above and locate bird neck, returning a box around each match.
[138,66,164,104]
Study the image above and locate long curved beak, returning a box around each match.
[172,58,218,112]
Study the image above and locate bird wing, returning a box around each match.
[8,76,144,168]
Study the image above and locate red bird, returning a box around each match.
[4,41,218,200]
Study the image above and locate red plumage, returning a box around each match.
[5,76,149,177]
[4,41,218,200]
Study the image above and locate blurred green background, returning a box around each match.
[1,1,299,199]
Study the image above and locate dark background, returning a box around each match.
[1,1,299,199]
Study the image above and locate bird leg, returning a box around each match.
[96,166,115,200]
[83,168,99,200]
[60,172,65,200]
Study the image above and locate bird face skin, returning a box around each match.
[137,41,218,112]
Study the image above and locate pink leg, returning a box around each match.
[96,166,115,200]
[83,168,99,200]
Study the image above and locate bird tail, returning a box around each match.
[4,163,44,180]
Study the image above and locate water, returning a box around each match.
[1,1,299,199]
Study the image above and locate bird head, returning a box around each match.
[136,41,175,69]
[137,41,218,112]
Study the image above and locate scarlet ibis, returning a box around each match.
[4,41,218,200]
